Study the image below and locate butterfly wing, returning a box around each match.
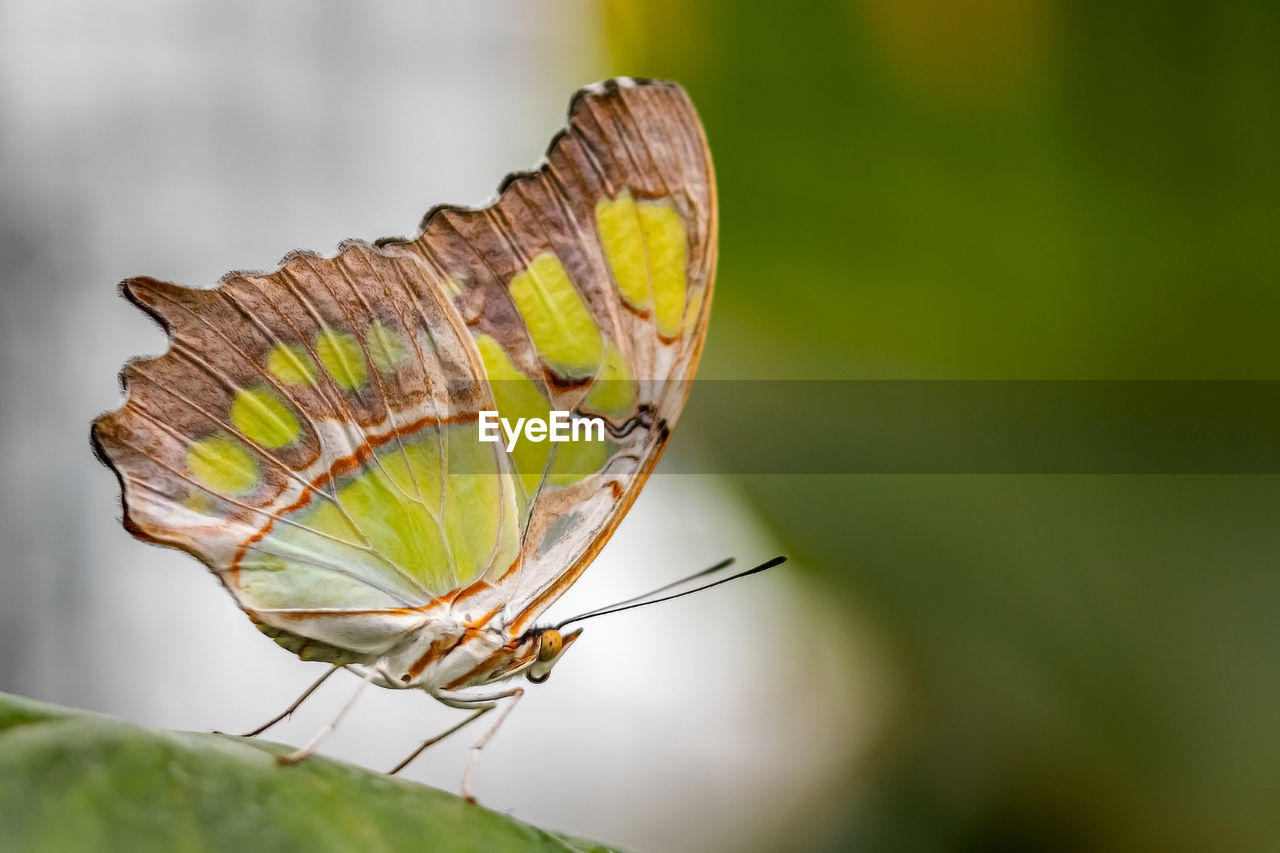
[387,78,716,633]
[92,78,716,661]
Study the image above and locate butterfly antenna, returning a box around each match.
[558,556,736,624]
[554,556,787,630]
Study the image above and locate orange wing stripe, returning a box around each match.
[229,411,478,579]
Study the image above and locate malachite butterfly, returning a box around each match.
[91,78,733,789]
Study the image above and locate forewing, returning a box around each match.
[381,78,717,632]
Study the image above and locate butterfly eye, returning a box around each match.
[537,629,563,662]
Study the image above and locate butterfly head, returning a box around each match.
[525,626,583,684]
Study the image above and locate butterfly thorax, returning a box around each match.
[380,616,526,691]
[378,618,580,693]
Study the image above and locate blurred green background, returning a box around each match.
[606,1,1280,850]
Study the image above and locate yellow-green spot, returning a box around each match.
[442,424,517,584]
[476,334,552,500]
[367,321,408,374]
[547,438,609,488]
[637,200,688,338]
[583,342,635,417]
[596,190,651,309]
[336,462,448,589]
[274,440,451,593]
[380,440,444,516]
[315,327,367,391]
[266,343,318,386]
[187,434,259,496]
[231,387,302,449]
[250,425,520,602]
[508,252,603,380]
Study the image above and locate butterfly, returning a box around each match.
[92,77,780,796]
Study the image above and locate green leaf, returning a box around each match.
[0,691,619,853]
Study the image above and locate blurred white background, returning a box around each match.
[0,3,880,850]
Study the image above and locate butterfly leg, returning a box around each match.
[220,665,342,738]
[459,687,525,804]
[276,664,376,766]
[388,685,525,796]
[387,706,493,776]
